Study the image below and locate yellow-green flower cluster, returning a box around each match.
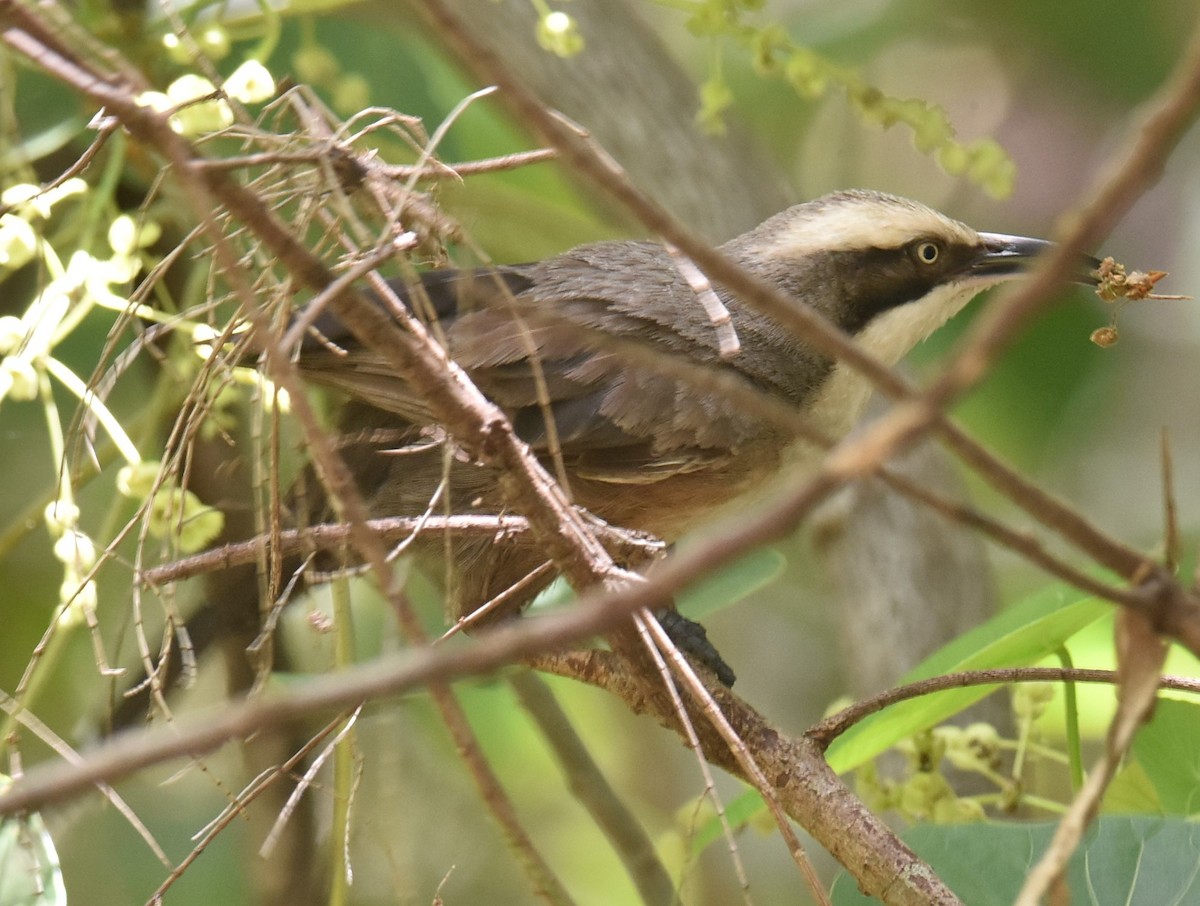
[135,60,277,138]
[535,9,584,58]
[680,0,1017,198]
[118,461,225,554]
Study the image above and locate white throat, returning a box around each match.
[804,277,1000,442]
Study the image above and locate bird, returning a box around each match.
[114,189,1100,727]
[282,189,1099,680]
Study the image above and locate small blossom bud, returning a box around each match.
[199,26,231,60]
[59,578,98,621]
[226,60,276,104]
[54,529,97,572]
[0,183,39,207]
[117,461,160,499]
[2,357,39,401]
[0,316,25,355]
[44,500,81,535]
[166,75,233,136]
[161,32,192,65]
[331,73,370,115]
[108,214,161,256]
[536,11,583,57]
[293,46,340,85]
[135,91,172,113]
[1012,682,1055,720]
[0,214,38,270]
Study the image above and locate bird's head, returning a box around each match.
[722,189,1100,440]
[726,189,1099,368]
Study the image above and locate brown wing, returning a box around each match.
[294,245,794,483]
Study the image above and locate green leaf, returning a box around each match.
[693,587,1110,853]
[830,816,1200,905]
[0,809,66,906]
[696,74,735,134]
[1132,698,1200,815]
[1103,759,1163,815]
[825,587,1109,773]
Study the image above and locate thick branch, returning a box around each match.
[0,603,955,906]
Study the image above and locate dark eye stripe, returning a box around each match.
[827,242,978,335]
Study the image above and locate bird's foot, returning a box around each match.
[653,609,736,687]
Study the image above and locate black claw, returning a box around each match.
[654,609,736,687]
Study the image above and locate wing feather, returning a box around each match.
[295,247,788,484]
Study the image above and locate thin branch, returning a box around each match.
[923,11,1200,575]
[0,115,116,218]
[876,468,1142,608]
[436,684,582,903]
[938,19,1200,403]
[191,147,558,178]
[381,147,559,178]
[806,667,1200,748]
[934,423,1154,589]
[633,615,753,904]
[0,688,170,868]
[148,715,346,903]
[138,515,660,587]
[508,671,678,906]
[637,611,829,906]
[664,243,740,359]
[1161,428,1180,572]
[260,710,358,860]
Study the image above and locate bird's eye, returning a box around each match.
[913,240,941,264]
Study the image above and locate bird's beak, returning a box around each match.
[973,232,1102,285]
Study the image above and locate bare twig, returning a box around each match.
[148,716,347,904]
[633,615,753,904]
[664,243,741,359]
[508,671,678,906]
[1161,428,1180,572]
[807,667,1200,747]
[259,710,359,859]
[0,115,116,217]
[637,611,830,906]
[138,515,659,588]
[876,468,1142,608]
[0,688,169,867]
[193,146,557,179]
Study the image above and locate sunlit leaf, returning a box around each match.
[0,809,66,906]
[1132,698,1200,815]
[825,588,1108,773]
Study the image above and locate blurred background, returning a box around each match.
[2,0,1199,903]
